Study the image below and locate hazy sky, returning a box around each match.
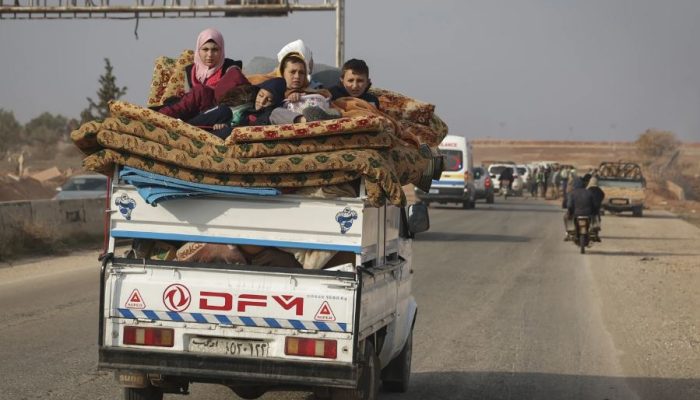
[1,0,700,142]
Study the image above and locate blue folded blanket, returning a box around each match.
[119,167,280,205]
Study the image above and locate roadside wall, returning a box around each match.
[0,199,106,243]
[666,180,686,201]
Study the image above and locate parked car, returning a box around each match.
[472,166,494,203]
[53,174,108,200]
[487,163,524,196]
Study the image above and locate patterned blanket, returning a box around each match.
[148,50,448,148]
[72,53,449,208]
[71,101,439,207]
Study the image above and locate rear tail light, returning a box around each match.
[485,177,492,188]
[285,337,337,359]
[123,326,174,347]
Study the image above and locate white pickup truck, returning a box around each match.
[97,170,428,400]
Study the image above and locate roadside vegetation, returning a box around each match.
[0,221,103,263]
[0,58,126,178]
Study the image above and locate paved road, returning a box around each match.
[1,197,698,400]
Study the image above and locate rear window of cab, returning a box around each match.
[439,149,463,172]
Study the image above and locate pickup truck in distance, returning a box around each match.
[596,161,646,217]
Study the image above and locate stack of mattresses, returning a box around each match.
[71,53,448,208]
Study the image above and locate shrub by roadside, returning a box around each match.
[0,221,103,262]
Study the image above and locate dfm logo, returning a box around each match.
[162,284,192,312]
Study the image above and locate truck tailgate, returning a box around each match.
[106,259,357,336]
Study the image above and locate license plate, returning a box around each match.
[188,337,269,357]
[611,199,628,205]
[429,189,439,194]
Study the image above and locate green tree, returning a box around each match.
[24,112,70,146]
[80,58,127,123]
[0,109,23,155]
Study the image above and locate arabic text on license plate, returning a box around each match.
[189,337,269,357]
[429,189,439,194]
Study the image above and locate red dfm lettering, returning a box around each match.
[272,295,304,316]
[237,294,267,312]
[200,292,232,311]
[198,292,304,314]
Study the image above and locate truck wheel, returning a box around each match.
[486,194,494,204]
[230,386,267,399]
[633,207,643,217]
[462,201,474,209]
[332,341,380,400]
[381,331,412,393]
[124,386,163,400]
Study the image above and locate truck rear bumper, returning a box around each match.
[415,187,471,203]
[99,347,357,388]
[603,200,643,212]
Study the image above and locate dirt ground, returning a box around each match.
[584,207,700,399]
[0,140,85,202]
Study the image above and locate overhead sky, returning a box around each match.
[1,0,699,142]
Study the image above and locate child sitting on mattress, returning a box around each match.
[248,40,342,124]
[329,58,380,108]
[188,77,288,139]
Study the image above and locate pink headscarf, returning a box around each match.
[193,28,226,85]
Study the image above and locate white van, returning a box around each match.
[414,135,476,209]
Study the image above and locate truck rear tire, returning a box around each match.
[230,386,267,399]
[332,341,380,400]
[486,194,494,204]
[381,331,412,393]
[124,386,163,400]
[462,201,474,209]
[633,207,643,217]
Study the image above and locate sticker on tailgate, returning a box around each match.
[125,289,146,309]
[314,301,336,322]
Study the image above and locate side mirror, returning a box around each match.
[407,203,430,234]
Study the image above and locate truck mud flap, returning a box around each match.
[98,347,357,388]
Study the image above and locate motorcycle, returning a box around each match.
[573,216,591,254]
[500,179,511,199]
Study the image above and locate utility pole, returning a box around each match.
[1,1,345,65]
[335,0,344,67]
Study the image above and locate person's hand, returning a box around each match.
[212,123,227,130]
[286,92,302,102]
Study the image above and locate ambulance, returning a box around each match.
[414,135,476,209]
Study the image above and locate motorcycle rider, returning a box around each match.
[586,176,605,241]
[564,177,595,241]
[499,167,514,195]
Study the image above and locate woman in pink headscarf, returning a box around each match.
[184,28,244,91]
[158,28,250,121]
